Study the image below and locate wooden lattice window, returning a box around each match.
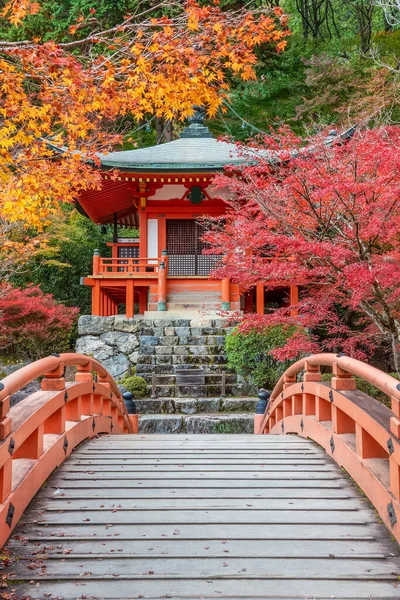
[118,246,139,259]
[166,219,221,276]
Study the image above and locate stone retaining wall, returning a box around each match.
[76,315,141,380]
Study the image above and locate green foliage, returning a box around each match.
[225,325,300,389]
[121,375,148,398]
[118,227,139,238]
[12,208,112,314]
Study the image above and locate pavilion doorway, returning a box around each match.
[166,219,220,276]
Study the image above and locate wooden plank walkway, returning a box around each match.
[6,434,400,599]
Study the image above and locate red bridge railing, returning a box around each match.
[255,353,400,542]
[0,353,135,548]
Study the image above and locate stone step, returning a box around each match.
[139,328,231,338]
[166,302,222,310]
[137,351,229,367]
[151,343,226,355]
[135,397,258,415]
[138,413,254,434]
[136,357,229,373]
[136,364,235,375]
[140,373,237,385]
[139,344,227,356]
[142,315,237,328]
[167,292,221,300]
[144,311,224,321]
[150,384,242,397]
[140,336,226,346]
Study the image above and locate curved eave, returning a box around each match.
[98,161,248,172]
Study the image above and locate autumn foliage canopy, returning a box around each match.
[205,127,400,369]
[0,0,289,232]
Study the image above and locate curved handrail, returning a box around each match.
[257,353,400,542]
[270,353,400,403]
[0,353,121,401]
[0,353,135,548]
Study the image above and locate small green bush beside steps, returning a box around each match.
[225,325,299,390]
[120,375,148,398]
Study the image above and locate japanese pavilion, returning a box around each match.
[77,109,298,318]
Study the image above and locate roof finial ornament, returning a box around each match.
[180,105,213,139]
[188,106,205,126]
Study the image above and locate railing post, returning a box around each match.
[0,457,12,503]
[93,249,101,276]
[75,363,94,416]
[41,363,65,391]
[390,395,400,439]
[162,249,168,273]
[331,362,356,391]
[0,386,11,441]
[158,262,167,311]
[283,373,296,389]
[303,360,321,382]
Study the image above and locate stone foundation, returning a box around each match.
[76,315,141,379]
[75,315,254,397]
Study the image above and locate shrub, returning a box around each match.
[225,325,300,389]
[0,284,78,361]
[121,375,148,398]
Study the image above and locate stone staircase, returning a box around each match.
[166,290,222,311]
[148,290,224,311]
[132,316,256,433]
[76,313,257,434]
[136,397,256,433]
[135,316,240,398]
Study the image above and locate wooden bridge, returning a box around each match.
[0,353,399,599]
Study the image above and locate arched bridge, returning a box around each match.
[0,353,399,599]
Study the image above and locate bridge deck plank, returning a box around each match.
[6,434,400,599]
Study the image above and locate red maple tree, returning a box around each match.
[205,127,400,372]
[0,285,79,360]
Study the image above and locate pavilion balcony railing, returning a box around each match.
[93,253,168,277]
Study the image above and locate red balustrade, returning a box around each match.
[255,353,400,542]
[0,353,136,548]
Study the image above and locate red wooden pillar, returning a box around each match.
[126,280,135,318]
[101,291,107,317]
[290,285,299,317]
[92,280,101,316]
[139,289,147,314]
[158,262,167,311]
[158,217,167,257]
[111,243,118,273]
[244,290,254,313]
[221,278,231,310]
[256,283,264,314]
[93,250,100,276]
[139,212,148,260]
